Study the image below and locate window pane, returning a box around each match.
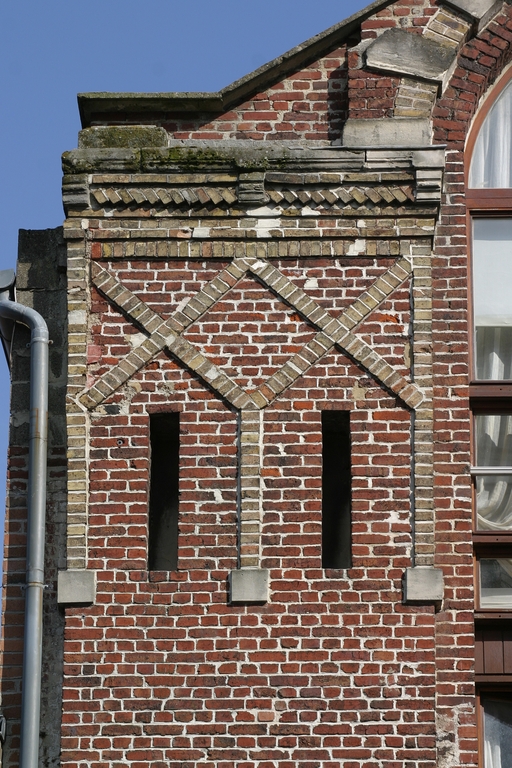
[473,219,512,380]
[479,558,512,608]
[474,414,512,530]
[148,412,180,571]
[476,414,512,466]
[470,78,512,188]
[322,411,351,569]
[483,697,512,768]
[476,475,512,531]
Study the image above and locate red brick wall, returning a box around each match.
[430,6,512,765]
[57,246,441,766]
[360,0,436,38]
[163,48,349,143]
[160,0,443,140]
[7,2,512,767]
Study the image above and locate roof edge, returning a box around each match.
[78,0,393,127]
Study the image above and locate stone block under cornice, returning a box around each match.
[229,568,269,604]
[365,28,456,83]
[79,125,168,149]
[440,0,503,28]
[341,118,431,148]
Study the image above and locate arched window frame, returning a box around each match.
[466,62,512,207]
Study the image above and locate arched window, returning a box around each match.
[470,78,512,188]
[467,66,512,200]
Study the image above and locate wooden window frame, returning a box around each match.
[476,689,512,768]
[474,549,512,613]
[466,67,512,625]
[470,390,512,620]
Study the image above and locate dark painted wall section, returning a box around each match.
[1,228,67,768]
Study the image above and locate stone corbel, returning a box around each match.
[62,174,90,213]
[237,171,268,205]
[413,149,445,203]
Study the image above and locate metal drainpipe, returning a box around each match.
[0,270,49,768]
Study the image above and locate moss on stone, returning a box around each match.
[79,126,168,149]
[63,142,293,175]
[62,149,142,174]
[141,146,233,170]
[141,145,290,172]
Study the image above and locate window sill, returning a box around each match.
[475,675,512,684]
[473,533,512,545]
[474,610,512,620]
[470,383,512,402]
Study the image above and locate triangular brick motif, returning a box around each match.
[81,256,422,412]
[354,287,412,379]
[101,261,225,321]
[182,276,318,390]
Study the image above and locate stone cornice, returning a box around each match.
[62,143,445,175]
[62,144,445,213]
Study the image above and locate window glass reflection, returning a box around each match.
[470,78,512,188]
[476,475,512,531]
[483,697,512,768]
[473,219,512,380]
[480,558,512,608]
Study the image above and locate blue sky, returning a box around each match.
[0,0,368,508]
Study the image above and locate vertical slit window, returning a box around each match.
[322,410,351,569]
[148,412,180,571]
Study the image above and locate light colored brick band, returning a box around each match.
[66,239,90,569]
[238,410,263,569]
[410,253,434,566]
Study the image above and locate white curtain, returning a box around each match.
[476,327,512,380]
[476,414,512,531]
[485,733,501,768]
[470,81,512,188]
[484,698,512,768]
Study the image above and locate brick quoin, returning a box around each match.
[3,0,512,766]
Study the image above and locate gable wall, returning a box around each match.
[163,48,350,142]
[5,1,512,767]
[62,237,428,767]
[158,0,441,141]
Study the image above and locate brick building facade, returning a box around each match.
[2,0,512,765]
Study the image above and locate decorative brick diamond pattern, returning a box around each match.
[81,255,421,571]
[84,256,420,412]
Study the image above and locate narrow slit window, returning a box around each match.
[322,410,351,569]
[148,412,180,571]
